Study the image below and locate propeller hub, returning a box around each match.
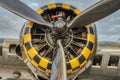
[52,18,67,34]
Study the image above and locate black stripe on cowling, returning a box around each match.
[56,3,62,7]
[25,42,32,51]
[38,65,46,71]
[67,63,72,70]
[0,38,4,56]
[0,46,2,56]
[78,55,86,64]
[88,27,94,34]
[86,41,93,51]
[47,63,52,70]
[70,5,76,10]
[24,27,30,34]
[41,5,48,10]
[33,55,40,64]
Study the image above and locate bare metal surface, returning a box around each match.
[0,39,120,80]
[50,40,67,80]
[0,66,34,80]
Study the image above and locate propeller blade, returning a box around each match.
[0,0,52,27]
[50,40,67,80]
[69,0,120,28]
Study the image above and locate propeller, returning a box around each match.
[69,0,120,28]
[0,0,52,28]
[50,40,67,80]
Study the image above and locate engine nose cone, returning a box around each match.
[53,19,67,34]
[56,20,65,28]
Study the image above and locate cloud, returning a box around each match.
[0,7,25,38]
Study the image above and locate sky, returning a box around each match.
[0,0,120,42]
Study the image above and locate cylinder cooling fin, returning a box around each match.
[21,3,96,78]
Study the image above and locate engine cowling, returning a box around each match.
[18,3,97,79]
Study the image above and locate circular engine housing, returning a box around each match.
[19,3,97,79]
